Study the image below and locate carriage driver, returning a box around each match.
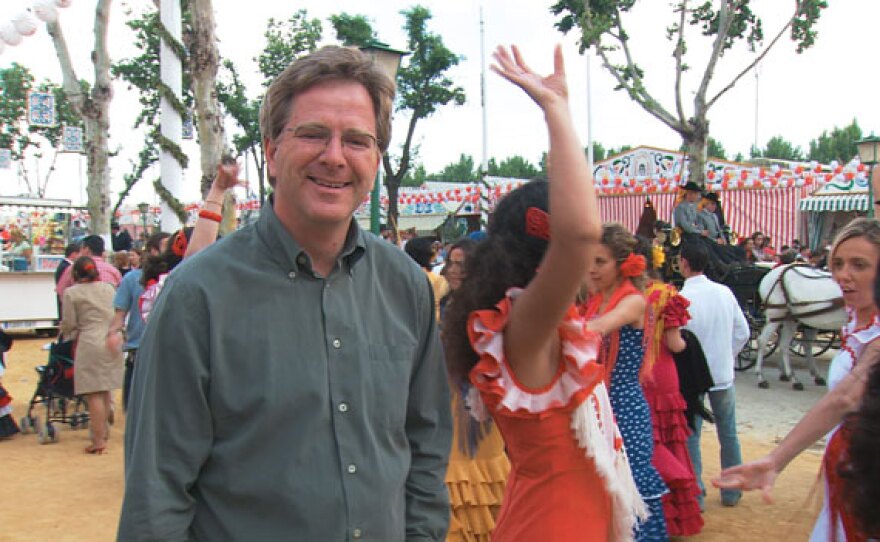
[672,181,707,237]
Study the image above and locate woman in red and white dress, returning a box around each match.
[443,44,645,542]
[715,217,880,541]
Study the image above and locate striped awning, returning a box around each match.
[799,193,869,212]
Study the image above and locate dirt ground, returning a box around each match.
[2,334,827,541]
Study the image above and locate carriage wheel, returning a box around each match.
[790,330,837,357]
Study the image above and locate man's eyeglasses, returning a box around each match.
[286,125,379,154]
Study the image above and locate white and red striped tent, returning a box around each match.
[598,187,809,247]
[590,146,871,247]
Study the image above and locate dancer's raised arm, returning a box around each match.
[494,45,601,387]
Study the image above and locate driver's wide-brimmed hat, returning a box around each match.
[680,181,702,192]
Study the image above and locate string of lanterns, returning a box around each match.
[0,0,71,55]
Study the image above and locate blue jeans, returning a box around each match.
[686,386,743,503]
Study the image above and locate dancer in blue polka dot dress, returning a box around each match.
[581,223,669,541]
[610,325,669,541]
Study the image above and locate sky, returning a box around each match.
[1,0,879,208]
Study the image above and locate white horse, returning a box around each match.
[754,263,847,390]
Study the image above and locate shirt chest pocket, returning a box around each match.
[368,343,415,430]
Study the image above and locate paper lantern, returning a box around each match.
[794,165,804,175]
[0,23,24,46]
[12,12,38,36]
[740,170,748,180]
[845,172,855,181]
[721,180,729,190]
[707,171,715,180]
[33,1,58,22]
[796,178,805,187]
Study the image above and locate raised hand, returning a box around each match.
[491,44,568,108]
[214,158,245,192]
[712,457,778,504]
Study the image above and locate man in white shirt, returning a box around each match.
[679,241,750,508]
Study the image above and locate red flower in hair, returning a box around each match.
[619,253,646,278]
[525,207,550,240]
[171,230,188,258]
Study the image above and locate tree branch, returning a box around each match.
[605,8,681,129]
[695,0,736,110]
[673,0,687,123]
[706,4,798,109]
[46,22,85,114]
[595,43,681,132]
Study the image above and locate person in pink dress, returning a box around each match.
[637,241,704,535]
[443,44,646,542]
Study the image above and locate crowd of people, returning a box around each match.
[2,44,878,542]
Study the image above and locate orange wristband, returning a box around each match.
[198,210,222,223]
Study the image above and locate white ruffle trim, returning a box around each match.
[571,383,648,542]
[842,308,880,355]
[468,308,600,417]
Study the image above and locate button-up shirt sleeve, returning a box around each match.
[403,280,452,541]
[119,275,213,541]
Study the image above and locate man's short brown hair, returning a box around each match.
[259,46,396,185]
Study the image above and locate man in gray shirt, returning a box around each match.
[672,181,705,236]
[119,46,452,541]
[697,192,725,243]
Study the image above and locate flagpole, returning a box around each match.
[586,52,594,172]
[479,3,491,230]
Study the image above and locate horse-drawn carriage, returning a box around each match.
[656,228,844,390]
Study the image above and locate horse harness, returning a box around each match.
[763,264,845,323]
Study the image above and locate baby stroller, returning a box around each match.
[19,339,89,444]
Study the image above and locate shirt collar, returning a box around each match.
[256,196,366,277]
[683,274,709,286]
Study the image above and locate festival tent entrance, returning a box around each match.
[798,159,871,251]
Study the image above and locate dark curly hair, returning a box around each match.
[838,361,880,538]
[141,227,194,287]
[442,180,549,386]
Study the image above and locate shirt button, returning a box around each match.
[332,338,342,349]
[288,271,296,279]
[352,528,362,539]
[338,402,349,413]
[347,463,357,474]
